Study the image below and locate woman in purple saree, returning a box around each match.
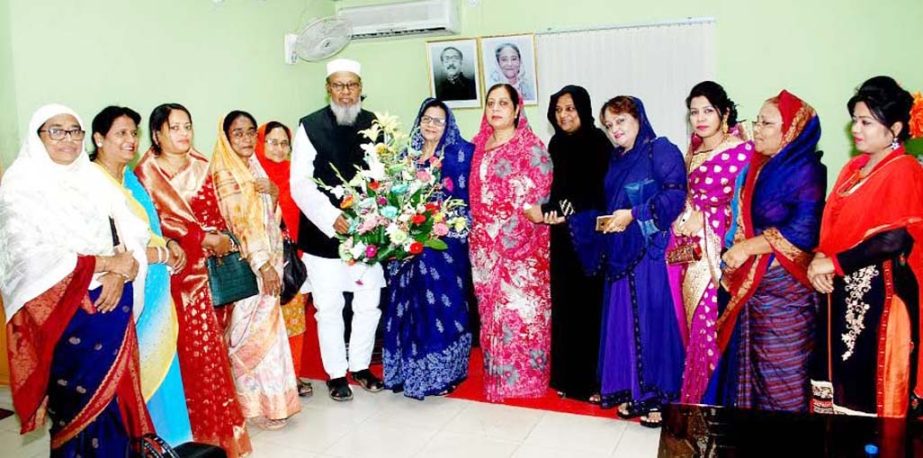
[569,96,686,427]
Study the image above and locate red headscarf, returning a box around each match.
[254,122,299,238]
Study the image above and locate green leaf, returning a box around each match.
[423,239,447,250]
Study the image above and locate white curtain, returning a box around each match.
[535,19,716,148]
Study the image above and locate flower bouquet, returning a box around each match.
[316,113,468,266]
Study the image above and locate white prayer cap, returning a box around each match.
[326,58,361,77]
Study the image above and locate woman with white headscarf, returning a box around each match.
[0,104,154,456]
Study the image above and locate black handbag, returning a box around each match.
[138,434,227,458]
[280,224,307,305]
[206,233,259,307]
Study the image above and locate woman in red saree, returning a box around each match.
[0,104,153,456]
[809,76,923,418]
[134,103,251,457]
[469,83,554,402]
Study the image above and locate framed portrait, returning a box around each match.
[426,38,482,109]
[479,34,538,105]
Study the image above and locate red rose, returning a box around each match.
[411,214,426,225]
[368,181,380,191]
[409,242,424,255]
[424,202,439,214]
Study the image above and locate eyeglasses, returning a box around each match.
[266,139,291,149]
[420,116,446,127]
[39,127,85,141]
[329,81,361,93]
[751,120,780,131]
[230,129,257,139]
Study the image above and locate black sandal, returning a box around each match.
[435,384,458,397]
[327,377,353,401]
[350,369,384,393]
[616,402,643,419]
[297,379,314,397]
[639,409,663,428]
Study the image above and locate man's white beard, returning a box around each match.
[330,101,361,126]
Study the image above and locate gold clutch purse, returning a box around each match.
[666,242,702,265]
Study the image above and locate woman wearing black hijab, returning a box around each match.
[543,85,611,402]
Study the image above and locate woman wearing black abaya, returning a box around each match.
[543,85,611,402]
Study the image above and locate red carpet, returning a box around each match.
[298,303,616,419]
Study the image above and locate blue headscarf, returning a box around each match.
[610,96,657,158]
[411,98,465,152]
[570,96,687,278]
[410,98,474,204]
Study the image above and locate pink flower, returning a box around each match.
[416,170,432,183]
[357,217,378,234]
[433,222,449,236]
[365,244,378,259]
[442,177,454,192]
[377,196,388,206]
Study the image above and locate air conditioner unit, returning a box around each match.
[336,0,459,40]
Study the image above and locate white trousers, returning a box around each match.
[300,253,385,379]
[313,288,382,379]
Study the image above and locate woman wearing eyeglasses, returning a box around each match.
[709,90,826,413]
[135,103,251,456]
[211,110,301,430]
[381,98,475,399]
[254,120,313,398]
[0,104,154,456]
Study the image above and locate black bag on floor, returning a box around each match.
[138,434,226,458]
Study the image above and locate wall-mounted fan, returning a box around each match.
[284,16,352,64]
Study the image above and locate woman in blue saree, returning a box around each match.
[0,104,154,456]
[569,96,687,427]
[89,105,193,446]
[709,90,826,412]
[382,98,474,399]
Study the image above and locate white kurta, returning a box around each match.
[289,124,385,292]
[290,120,384,378]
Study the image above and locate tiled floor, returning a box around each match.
[0,382,661,457]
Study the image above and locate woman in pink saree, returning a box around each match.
[669,82,752,404]
[469,83,554,402]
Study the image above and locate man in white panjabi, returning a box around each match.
[290,58,386,401]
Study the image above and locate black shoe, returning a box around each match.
[327,377,353,401]
[639,409,663,428]
[350,369,384,393]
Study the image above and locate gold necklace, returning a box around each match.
[695,133,730,155]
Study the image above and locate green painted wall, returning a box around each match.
[337,0,923,178]
[4,0,923,178]
[3,0,334,166]
[0,0,17,167]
